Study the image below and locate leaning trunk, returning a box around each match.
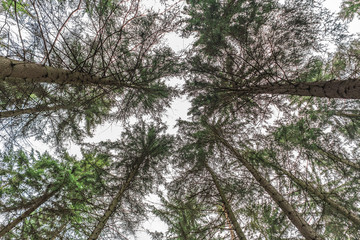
[272,163,360,227]
[0,104,68,119]
[315,145,360,171]
[50,221,68,240]
[87,158,143,240]
[205,162,247,240]
[223,79,360,99]
[0,56,130,87]
[0,186,61,237]
[208,125,323,240]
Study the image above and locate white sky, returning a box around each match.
[15,0,360,239]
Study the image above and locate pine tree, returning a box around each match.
[182,0,357,118]
[85,121,174,239]
[0,150,110,239]
[0,0,180,145]
[151,194,210,240]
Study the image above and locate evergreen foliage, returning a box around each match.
[0,0,359,239]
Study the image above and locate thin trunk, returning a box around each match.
[50,221,68,240]
[334,111,360,119]
[220,79,360,99]
[272,164,360,227]
[315,145,360,171]
[87,159,143,240]
[205,162,247,240]
[208,125,323,240]
[223,204,236,240]
[0,104,68,118]
[0,187,60,237]
[179,221,189,240]
[0,56,132,88]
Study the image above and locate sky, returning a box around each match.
[16,0,360,239]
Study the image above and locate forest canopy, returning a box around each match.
[0,0,360,239]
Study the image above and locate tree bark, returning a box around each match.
[205,162,247,240]
[0,104,68,118]
[0,186,60,238]
[87,158,143,240]
[223,204,237,240]
[0,56,130,87]
[220,79,360,99]
[208,125,323,240]
[272,164,360,227]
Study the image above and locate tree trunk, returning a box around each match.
[315,145,360,171]
[0,56,130,87]
[87,159,143,240]
[223,204,237,240]
[50,221,68,240]
[0,186,60,237]
[208,125,323,240]
[0,104,68,118]
[221,79,360,99]
[272,164,360,227]
[205,162,247,240]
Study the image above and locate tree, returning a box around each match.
[151,194,210,240]
[0,0,180,146]
[204,162,247,240]
[154,119,254,240]
[340,0,360,20]
[186,118,324,240]
[182,0,355,118]
[85,121,174,239]
[1,0,360,239]
[0,150,110,239]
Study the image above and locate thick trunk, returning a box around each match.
[0,186,60,237]
[0,56,129,87]
[273,164,360,227]
[223,79,360,99]
[87,159,143,240]
[0,104,68,118]
[208,125,323,240]
[205,163,247,240]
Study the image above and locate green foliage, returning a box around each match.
[1,0,32,17]
[152,195,208,240]
[0,149,110,239]
[0,0,360,239]
[340,0,360,20]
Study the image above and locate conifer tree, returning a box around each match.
[0,150,110,239]
[182,0,357,117]
[0,0,180,145]
[85,121,174,239]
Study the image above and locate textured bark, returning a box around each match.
[205,163,247,240]
[223,204,237,240]
[87,159,143,240]
[221,79,360,99]
[273,164,360,227]
[208,125,323,240]
[0,56,130,87]
[0,104,68,118]
[0,187,60,237]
